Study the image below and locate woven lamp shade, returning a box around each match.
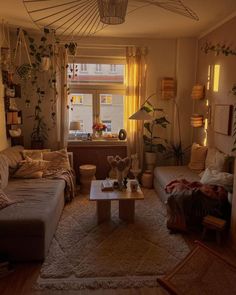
[161,78,176,99]
[191,114,204,127]
[70,121,81,131]
[191,84,205,100]
[98,0,128,25]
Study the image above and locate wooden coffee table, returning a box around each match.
[90,180,144,224]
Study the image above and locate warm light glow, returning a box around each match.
[213,65,220,92]
[207,65,211,90]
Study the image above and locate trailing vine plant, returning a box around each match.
[201,41,236,56]
[231,84,236,152]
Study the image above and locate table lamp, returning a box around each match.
[70,121,81,139]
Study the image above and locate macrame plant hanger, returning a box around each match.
[13,28,32,80]
[0,19,12,72]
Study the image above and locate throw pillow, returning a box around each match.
[0,146,24,169]
[0,155,9,189]
[205,148,228,172]
[22,149,51,161]
[0,189,13,210]
[43,149,71,171]
[200,168,233,190]
[14,157,50,179]
[188,143,208,173]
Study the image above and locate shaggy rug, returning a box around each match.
[35,189,190,291]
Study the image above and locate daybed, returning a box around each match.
[153,144,233,231]
[0,146,74,261]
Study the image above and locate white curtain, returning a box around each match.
[124,46,147,168]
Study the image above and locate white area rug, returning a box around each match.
[35,189,190,291]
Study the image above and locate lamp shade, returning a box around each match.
[70,121,81,131]
[97,0,128,25]
[129,109,153,120]
[191,114,204,127]
[191,84,205,100]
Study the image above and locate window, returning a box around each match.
[100,94,112,104]
[68,59,125,139]
[80,64,87,72]
[102,120,112,132]
[110,64,117,73]
[71,94,83,105]
[95,64,102,73]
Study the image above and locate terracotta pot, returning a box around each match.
[145,152,157,171]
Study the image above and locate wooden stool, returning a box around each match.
[141,170,153,188]
[202,215,226,245]
[79,165,96,194]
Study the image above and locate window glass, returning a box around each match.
[68,63,125,84]
[69,93,93,136]
[100,93,124,133]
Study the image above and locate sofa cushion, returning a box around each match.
[22,149,51,160]
[0,189,13,210]
[205,148,228,172]
[0,154,9,189]
[0,178,65,237]
[188,143,208,173]
[154,165,200,189]
[0,146,24,169]
[14,157,49,179]
[43,149,70,171]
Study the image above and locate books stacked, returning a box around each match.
[101,179,114,192]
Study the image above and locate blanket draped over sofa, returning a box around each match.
[165,179,231,232]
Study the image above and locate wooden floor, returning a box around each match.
[0,238,236,295]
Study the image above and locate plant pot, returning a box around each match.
[145,152,157,171]
[40,56,50,72]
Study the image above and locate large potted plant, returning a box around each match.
[142,103,170,170]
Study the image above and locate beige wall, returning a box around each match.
[196,16,236,248]
[196,17,236,154]
[0,72,9,151]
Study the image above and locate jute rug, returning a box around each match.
[158,241,236,295]
[35,189,190,291]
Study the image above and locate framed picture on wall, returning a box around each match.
[214,104,233,135]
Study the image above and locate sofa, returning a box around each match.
[153,144,233,231]
[0,146,72,261]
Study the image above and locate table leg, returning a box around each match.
[119,200,135,222]
[97,200,111,224]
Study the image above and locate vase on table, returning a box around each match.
[95,130,103,138]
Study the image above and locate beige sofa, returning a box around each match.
[0,146,66,261]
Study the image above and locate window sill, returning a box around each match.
[68,139,127,146]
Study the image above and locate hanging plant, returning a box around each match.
[201,41,236,56]
[65,42,77,56]
[231,84,236,152]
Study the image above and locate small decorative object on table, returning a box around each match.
[92,122,107,138]
[130,180,138,192]
[107,155,130,190]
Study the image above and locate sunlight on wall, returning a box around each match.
[207,65,211,90]
[203,99,209,146]
[213,65,220,92]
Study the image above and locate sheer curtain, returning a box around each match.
[124,46,147,167]
[57,47,69,148]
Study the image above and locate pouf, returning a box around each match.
[79,165,96,194]
[141,170,153,188]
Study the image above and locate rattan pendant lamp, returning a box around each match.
[23,0,199,39]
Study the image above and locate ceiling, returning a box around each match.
[1,0,236,39]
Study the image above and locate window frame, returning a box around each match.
[68,56,126,138]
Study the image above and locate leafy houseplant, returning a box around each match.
[142,102,170,170]
[142,102,170,153]
[164,141,190,166]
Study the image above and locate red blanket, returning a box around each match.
[165,179,228,201]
